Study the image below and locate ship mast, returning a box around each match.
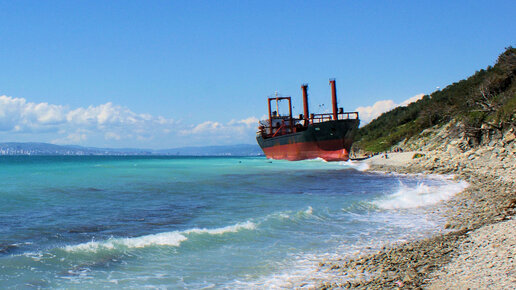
[301,84,309,124]
[275,91,279,116]
[329,79,338,121]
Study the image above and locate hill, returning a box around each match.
[354,47,516,153]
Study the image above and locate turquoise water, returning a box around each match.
[0,156,467,288]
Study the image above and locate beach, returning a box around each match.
[315,143,516,289]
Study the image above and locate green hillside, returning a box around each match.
[354,47,516,153]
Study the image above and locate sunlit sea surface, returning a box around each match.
[0,156,467,288]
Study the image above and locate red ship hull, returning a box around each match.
[261,139,351,161]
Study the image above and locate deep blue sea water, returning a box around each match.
[0,156,467,288]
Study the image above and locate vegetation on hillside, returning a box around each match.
[354,47,516,153]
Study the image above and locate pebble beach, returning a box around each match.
[314,128,516,289]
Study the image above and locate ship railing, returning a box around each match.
[258,119,300,138]
[260,127,293,138]
[310,112,359,123]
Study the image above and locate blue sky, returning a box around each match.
[0,1,514,148]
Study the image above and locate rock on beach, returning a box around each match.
[311,125,516,289]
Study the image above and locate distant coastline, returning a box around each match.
[0,142,264,157]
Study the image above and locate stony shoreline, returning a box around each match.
[313,140,516,289]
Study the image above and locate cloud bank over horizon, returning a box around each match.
[0,95,258,148]
[0,93,425,148]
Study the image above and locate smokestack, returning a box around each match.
[329,79,338,120]
[301,84,309,122]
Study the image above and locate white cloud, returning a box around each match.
[182,117,260,136]
[179,116,260,145]
[400,93,425,107]
[228,116,259,127]
[355,100,397,125]
[52,131,88,144]
[28,102,65,124]
[65,102,151,128]
[0,94,261,147]
[190,121,222,134]
[104,131,121,140]
[0,96,67,131]
[355,93,425,125]
[0,95,177,145]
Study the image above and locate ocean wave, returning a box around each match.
[342,160,370,171]
[64,221,256,253]
[304,157,328,163]
[63,232,188,252]
[63,207,322,254]
[307,158,371,171]
[259,206,326,228]
[373,179,468,209]
[185,221,256,235]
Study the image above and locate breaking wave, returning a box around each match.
[373,179,468,209]
[342,160,370,171]
[64,221,256,253]
[184,221,256,235]
[263,206,319,222]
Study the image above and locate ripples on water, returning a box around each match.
[0,156,466,288]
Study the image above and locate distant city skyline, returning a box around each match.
[0,1,514,148]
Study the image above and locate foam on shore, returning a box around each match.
[373,179,469,209]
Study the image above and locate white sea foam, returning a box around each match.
[343,160,370,171]
[64,231,188,252]
[256,206,321,228]
[226,252,337,289]
[278,213,290,219]
[306,157,328,162]
[373,179,468,209]
[185,221,256,235]
[64,221,256,253]
[272,206,315,220]
[225,207,451,289]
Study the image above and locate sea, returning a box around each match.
[0,156,468,288]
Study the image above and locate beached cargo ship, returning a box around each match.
[256,79,359,161]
